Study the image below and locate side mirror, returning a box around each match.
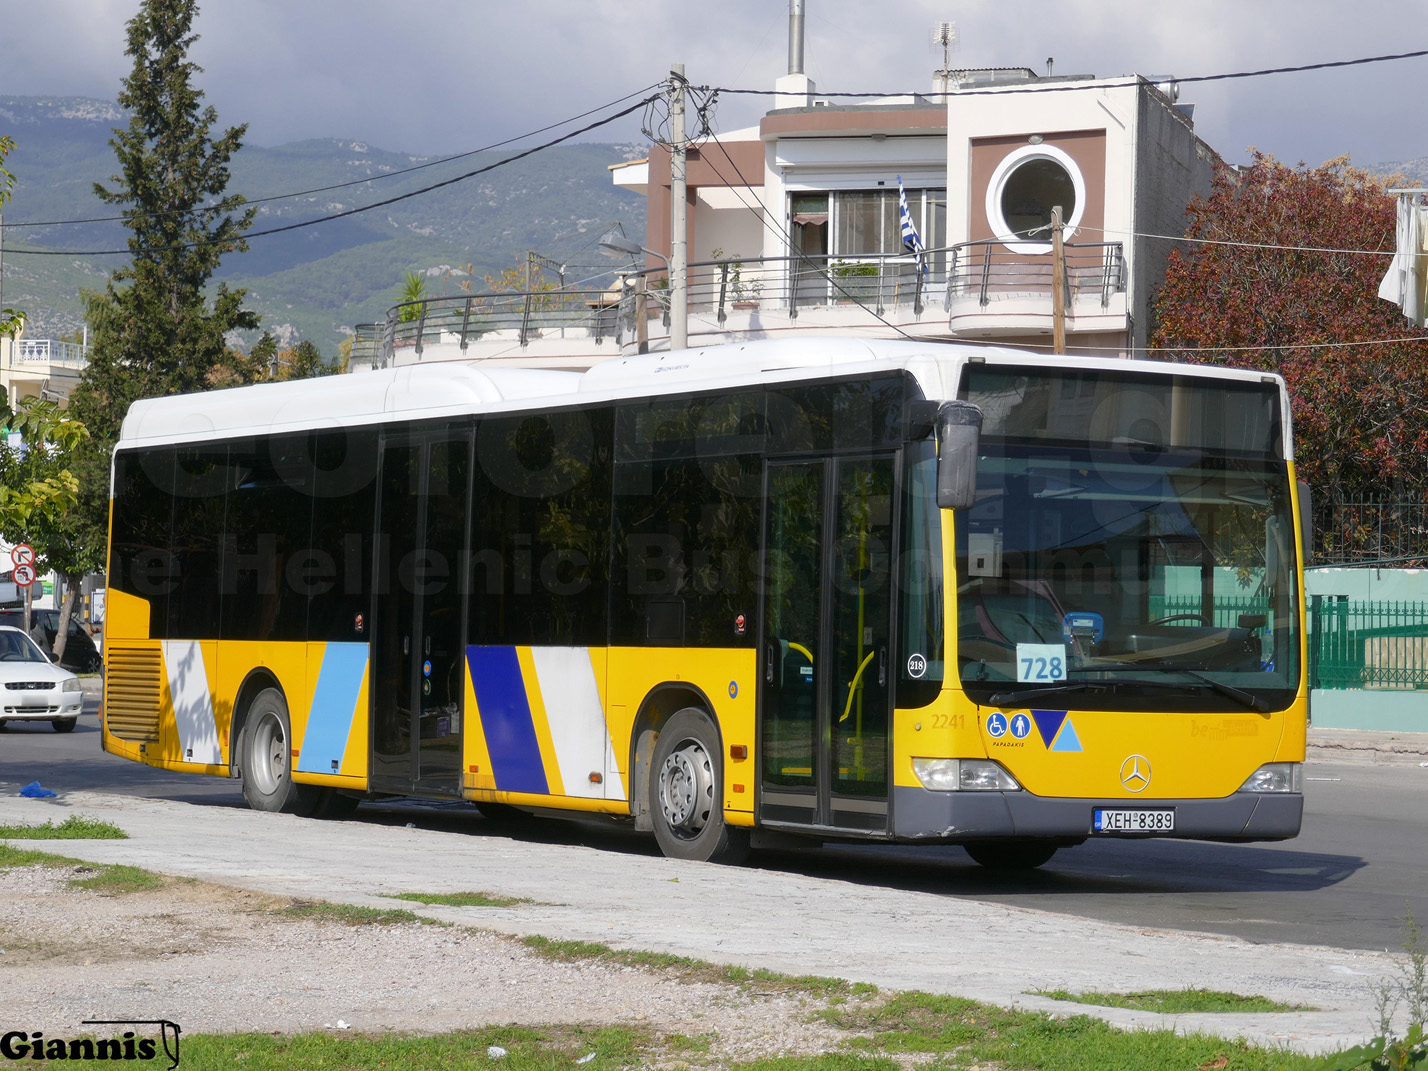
[936,400,983,510]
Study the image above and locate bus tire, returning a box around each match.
[650,708,749,865]
[964,840,1059,870]
[239,688,324,817]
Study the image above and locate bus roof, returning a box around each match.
[115,337,1289,450]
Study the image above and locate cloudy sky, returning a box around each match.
[3,0,1427,169]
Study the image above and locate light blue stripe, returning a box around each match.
[296,642,368,774]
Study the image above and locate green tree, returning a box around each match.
[69,0,259,447]
[60,0,260,619]
[0,140,86,539]
[1150,152,1428,557]
[0,135,25,340]
[397,270,430,322]
[0,396,95,662]
[273,339,344,379]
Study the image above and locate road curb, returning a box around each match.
[1308,727,1428,766]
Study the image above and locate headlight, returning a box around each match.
[913,757,1021,792]
[1237,762,1302,793]
[62,677,83,693]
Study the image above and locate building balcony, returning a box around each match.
[16,339,90,369]
[0,337,89,405]
[348,241,1128,369]
[946,240,1128,338]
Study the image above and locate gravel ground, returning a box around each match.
[0,865,860,1063]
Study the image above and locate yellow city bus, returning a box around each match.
[101,337,1308,868]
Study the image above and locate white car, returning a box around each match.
[0,625,85,732]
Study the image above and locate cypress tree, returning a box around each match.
[70,0,258,443]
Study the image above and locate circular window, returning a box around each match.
[985,144,1087,254]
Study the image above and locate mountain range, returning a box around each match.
[0,96,649,355]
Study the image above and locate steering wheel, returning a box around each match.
[1149,613,1211,626]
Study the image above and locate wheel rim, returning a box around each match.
[250,711,286,796]
[658,739,714,837]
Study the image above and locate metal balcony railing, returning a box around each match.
[15,339,89,368]
[947,240,1126,309]
[353,240,1128,367]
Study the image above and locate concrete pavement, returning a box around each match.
[0,782,1409,1057]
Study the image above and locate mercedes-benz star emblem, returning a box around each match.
[1119,754,1151,793]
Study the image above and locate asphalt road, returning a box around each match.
[3,704,1425,954]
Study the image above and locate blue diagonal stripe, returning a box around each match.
[468,646,549,795]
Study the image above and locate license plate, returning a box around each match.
[1093,808,1175,833]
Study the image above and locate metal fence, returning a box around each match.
[1309,596,1428,690]
[1135,595,1428,691]
[1313,496,1428,566]
[1146,595,1271,629]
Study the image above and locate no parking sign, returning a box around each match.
[10,544,36,587]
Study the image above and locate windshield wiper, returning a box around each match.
[986,671,1269,712]
[1071,662,1270,712]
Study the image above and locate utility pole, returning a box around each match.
[669,63,689,352]
[1051,205,1066,354]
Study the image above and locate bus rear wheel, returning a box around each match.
[964,840,1059,870]
[650,708,749,865]
[239,688,324,817]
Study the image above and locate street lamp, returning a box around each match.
[598,230,665,266]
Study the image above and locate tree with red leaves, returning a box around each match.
[1151,152,1428,559]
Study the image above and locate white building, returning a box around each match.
[351,59,1216,369]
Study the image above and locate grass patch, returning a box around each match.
[820,990,1321,1071]
[0,814,127,840]
[0,844,87,869]
[279,900,447,927]
[385,890,532,908]
[1036,987,1315,1014]
[0,845,160,895]
[520,934,877,1001]
[69,864,163,894]
[177,1024,646,1071]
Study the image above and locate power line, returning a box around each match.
[0,84,664,233]
[5,95,661,258]
[951,332,1428,356]
[708,46,1428,100]
[8,45,1425,242]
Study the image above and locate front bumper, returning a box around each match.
[892,785,1303,842]
[2,696,83,722]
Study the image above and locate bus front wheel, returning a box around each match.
[964,840,1059,870]
[239,688,324,817]
[650,708,749,865]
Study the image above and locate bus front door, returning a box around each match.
[759,455,896,833]
[370,430,472,797]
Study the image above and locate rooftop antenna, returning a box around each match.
[931,21,959,97]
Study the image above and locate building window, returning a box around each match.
[788,188,946,261]
[985,144,1086,254]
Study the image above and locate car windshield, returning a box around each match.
[0,630,50,663]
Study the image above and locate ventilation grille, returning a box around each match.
[105,646,163,742]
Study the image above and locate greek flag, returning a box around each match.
[898,175,927,275]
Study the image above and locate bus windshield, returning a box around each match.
[956,367,1299,712]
